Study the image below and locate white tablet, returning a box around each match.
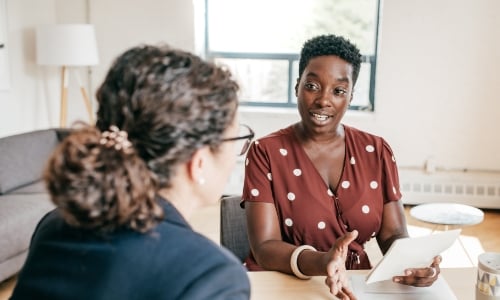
[365,229,461,284]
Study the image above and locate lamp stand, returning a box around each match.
[60,66,68,127]
[59,66,95,128]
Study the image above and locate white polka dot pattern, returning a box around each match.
[341,181,350,189]
[318,221,326,229]
[242,128,400,253]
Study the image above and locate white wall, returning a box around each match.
[0,0,58,136]
[88,0,195,96]
[242,0,500,173]
[0,0,194,136]
[374,0,500,171]
[2,0,500,175]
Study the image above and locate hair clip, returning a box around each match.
[99,125,133,153]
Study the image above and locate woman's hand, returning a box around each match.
[393,255,442,287]
[323,230,358,299]
[324,258,357,299]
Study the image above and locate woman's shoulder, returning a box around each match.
[155,213,242,266]
[152,223,250,298]
[253,125,296,147]
[344,124,379,138]
[344,124,389,145]
[344,124,396,157]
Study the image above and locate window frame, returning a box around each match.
[204,0,381,111]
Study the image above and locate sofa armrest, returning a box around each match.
[0,129,59,194]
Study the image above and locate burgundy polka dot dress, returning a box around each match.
[242,125,402,270]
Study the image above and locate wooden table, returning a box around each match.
[248,268,476,300]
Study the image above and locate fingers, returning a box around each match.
[431,255,442,266]
[324,230,360,294]
[325,261,345,291]
[431,255,442,268]
[393,266,440,287]
[325,272,357,300]
[339,285,357,300]
[326,257,343,277]
[326,256,345,281]
[393,255,443,286]
[325,273,342,295]
[426,255,442,283]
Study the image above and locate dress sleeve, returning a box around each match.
[241,140,274,204]
[381,139,403,203]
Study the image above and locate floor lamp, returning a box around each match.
[36,24,99,127]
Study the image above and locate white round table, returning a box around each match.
[410,202,484,230]
[410,202,484,265]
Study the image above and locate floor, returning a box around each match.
[1,204,499,299]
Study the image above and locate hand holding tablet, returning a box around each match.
[365,229,461,284]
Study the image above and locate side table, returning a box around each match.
[409,202,485,265]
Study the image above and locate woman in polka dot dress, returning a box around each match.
[242,34,441,297]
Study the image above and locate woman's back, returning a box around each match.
[11,199,249,300]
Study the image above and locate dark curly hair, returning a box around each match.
[298,34,362,85]
[44,45,239,233]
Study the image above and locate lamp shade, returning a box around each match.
[36,24,99,66]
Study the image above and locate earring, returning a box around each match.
[197,177,206,185]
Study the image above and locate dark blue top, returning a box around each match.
[11,197,250,300]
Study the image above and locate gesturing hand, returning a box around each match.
[323,230,358,299]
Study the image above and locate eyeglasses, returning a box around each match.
[221,124,255,156]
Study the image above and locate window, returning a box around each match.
[204,0,380,111]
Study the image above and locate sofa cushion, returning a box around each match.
[0,129,59,194]
[0,194,55,262]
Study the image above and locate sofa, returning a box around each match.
[0,128,70,283]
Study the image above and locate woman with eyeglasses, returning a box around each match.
[11,45,251,299]
[242,34,441,298]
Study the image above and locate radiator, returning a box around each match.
[400,169,500,209]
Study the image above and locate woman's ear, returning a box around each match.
[187,147,209,185]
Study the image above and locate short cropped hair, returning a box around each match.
[298,34,362,85]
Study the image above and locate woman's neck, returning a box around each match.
[157,187,198,221]
[294,122,344,145]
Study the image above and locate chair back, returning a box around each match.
[220,195,249,263]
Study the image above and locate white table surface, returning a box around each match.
[410,203,484,226]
